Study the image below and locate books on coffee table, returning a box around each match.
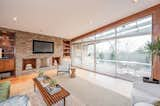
[45,85,61,95]
[36,76,61,95]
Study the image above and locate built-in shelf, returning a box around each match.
[2,52,13,54]
[64,47,70,50]
[63,40,71,56]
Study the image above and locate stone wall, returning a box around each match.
[0,27,64,75]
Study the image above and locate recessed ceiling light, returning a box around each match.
[133,0,139,3]
[13,17,17,21]
[40,29,43,32]
[89,20,93,25]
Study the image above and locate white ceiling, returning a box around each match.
[0,0,160,39]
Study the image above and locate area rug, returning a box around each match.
[54,75,131,106]
[10,74,131,106]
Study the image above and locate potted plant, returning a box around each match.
[144,38,160,83]
[43,76,51,84]
[49,79,57,88]
[38,70,44,78]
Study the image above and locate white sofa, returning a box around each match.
[134,102,154,106]
[132,80,160,106]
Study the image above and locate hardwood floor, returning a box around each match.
[0,68,132,98]
[0,70,56,84]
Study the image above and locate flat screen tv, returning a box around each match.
[33,40,54,53]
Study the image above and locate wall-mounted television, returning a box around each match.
[33,40,54,53]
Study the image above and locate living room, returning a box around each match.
[0,0,160,106]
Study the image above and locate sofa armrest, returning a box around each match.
[132,88,159,105]
[132,81,160,105]
[0,81,10,101]
[134,102,154,106]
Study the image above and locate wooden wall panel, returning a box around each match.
[152,8,160,80]
[0,60,4,72]
[4,59,15,71]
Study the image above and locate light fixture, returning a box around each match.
[0,31,11,47]
[13,17,17,21]
[133,0,139,3]
[89,20,93,25]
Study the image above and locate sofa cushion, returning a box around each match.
[0,95,29,106]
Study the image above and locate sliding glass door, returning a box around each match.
[81,43,95,70]
[116,36,151,80]
[96,40,116,76]
[72,16,152,81]
[72,44,82,67]
[116,16,152,80]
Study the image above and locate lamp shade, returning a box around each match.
[0,32,10,47]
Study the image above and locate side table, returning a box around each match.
[70,68,76,78]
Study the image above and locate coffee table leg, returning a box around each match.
[64,98,66,106]
[34,82,36,92]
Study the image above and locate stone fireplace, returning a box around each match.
[23,57,54,71]
[0,27,64,75]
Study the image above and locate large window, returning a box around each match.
[72,16,152,81]
[82,43,95,70]
[96,40,116,76]
[116,36,151,80]
[72,44,82,66]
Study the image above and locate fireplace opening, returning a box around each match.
[23,58,36,70]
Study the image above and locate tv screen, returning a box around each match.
[33,40,54,53]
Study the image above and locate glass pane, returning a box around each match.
[117,35,152,81]
[81,43,94,70]
[71,15,152,82]
[72,39,82,44]
[117,16,152,37]
[72,44,82,66]
[96,40,116,76]
[82,36,96,42]
[96,29,115,40]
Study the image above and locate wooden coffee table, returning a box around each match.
[33,78,70,106]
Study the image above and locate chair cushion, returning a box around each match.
[134,102,154,106]
[58,61,70,72]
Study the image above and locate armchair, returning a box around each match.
[57,60,71,76]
